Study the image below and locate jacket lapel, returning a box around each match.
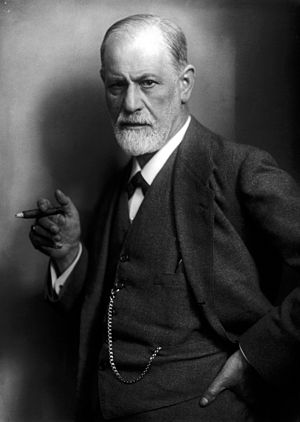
[173,117,235,345]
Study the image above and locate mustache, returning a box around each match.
[116,115,154,127]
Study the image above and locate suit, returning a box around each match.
[48,116,300,419]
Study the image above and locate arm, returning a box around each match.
[49,242,83,295]
[30,189,87,312]
[237,149,300,386]
[45,243,89,313]
[201,148,300,405]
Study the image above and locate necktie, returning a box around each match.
[127,171,150,198]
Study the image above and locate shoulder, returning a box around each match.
[185,116,277,185]
[196,117,272,161]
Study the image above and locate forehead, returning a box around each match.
[103,27,176,77]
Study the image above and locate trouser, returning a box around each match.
[77,351,298,422]
[98,393,253,422]
[92,391,298,422]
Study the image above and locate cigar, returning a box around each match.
[15,206,64,219]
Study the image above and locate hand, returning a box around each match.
[29,189,81,274]
[200,349,255,407]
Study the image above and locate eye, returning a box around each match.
[140,79,157,89]
[107,80,126,94]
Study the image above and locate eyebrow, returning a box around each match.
[135,73,159,79]
[107,72,160,82]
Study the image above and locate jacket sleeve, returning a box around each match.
[44,244,89,314]
[237,148,300,387]
[43,169,123,315]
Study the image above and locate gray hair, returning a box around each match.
[100,14,188,73]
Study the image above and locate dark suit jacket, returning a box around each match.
[48,116,300,406]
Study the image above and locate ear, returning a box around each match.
[179,64,195,104]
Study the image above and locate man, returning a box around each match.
[30,14,300,421]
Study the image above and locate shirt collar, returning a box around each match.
[130,115,191,185]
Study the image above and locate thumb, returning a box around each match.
[54,189,75,216]
[199,370,227,407]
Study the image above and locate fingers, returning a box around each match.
[54,189,74,217]
[32,223,62,242]
[200,369,227,407]
[36,190,68,211]
[37,197,52,212]
[29,190,81,259]
[36,189,77,220]
[54,189,69,206]
[35,216,60,233]
[199,350,251,408]
[30,225,62,250]
[30,212,63,250]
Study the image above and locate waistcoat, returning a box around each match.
[98,150,223,419]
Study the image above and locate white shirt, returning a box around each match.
[128,115,191,220]
[51,116,191,294]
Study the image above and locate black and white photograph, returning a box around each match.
[0,0,300,421]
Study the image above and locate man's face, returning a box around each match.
[101,27,187,156]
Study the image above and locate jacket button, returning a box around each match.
[114,279,127,289]
[120,254,129,263]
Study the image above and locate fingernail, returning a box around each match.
[199,397,209,407]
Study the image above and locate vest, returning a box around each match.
[97,151,224,419]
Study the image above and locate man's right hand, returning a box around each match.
[29,189,81,275]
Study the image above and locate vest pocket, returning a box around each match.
[153,272,186,288]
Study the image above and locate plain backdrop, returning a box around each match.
[0,0,299,420]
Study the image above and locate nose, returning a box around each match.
[123,84,142,113]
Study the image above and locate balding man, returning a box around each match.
[30,14,300,421]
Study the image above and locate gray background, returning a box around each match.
[0,0,299,420]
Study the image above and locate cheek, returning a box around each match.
[146,93,173,115]
[149,85,179,110]
[148,96,177,119]
[106,94,122,119]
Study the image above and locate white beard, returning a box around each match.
[113,124,170,156]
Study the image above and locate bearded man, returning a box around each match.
[29,14,300,421]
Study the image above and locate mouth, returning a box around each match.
[119,122,151,130]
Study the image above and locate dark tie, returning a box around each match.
[127,171,150,198]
